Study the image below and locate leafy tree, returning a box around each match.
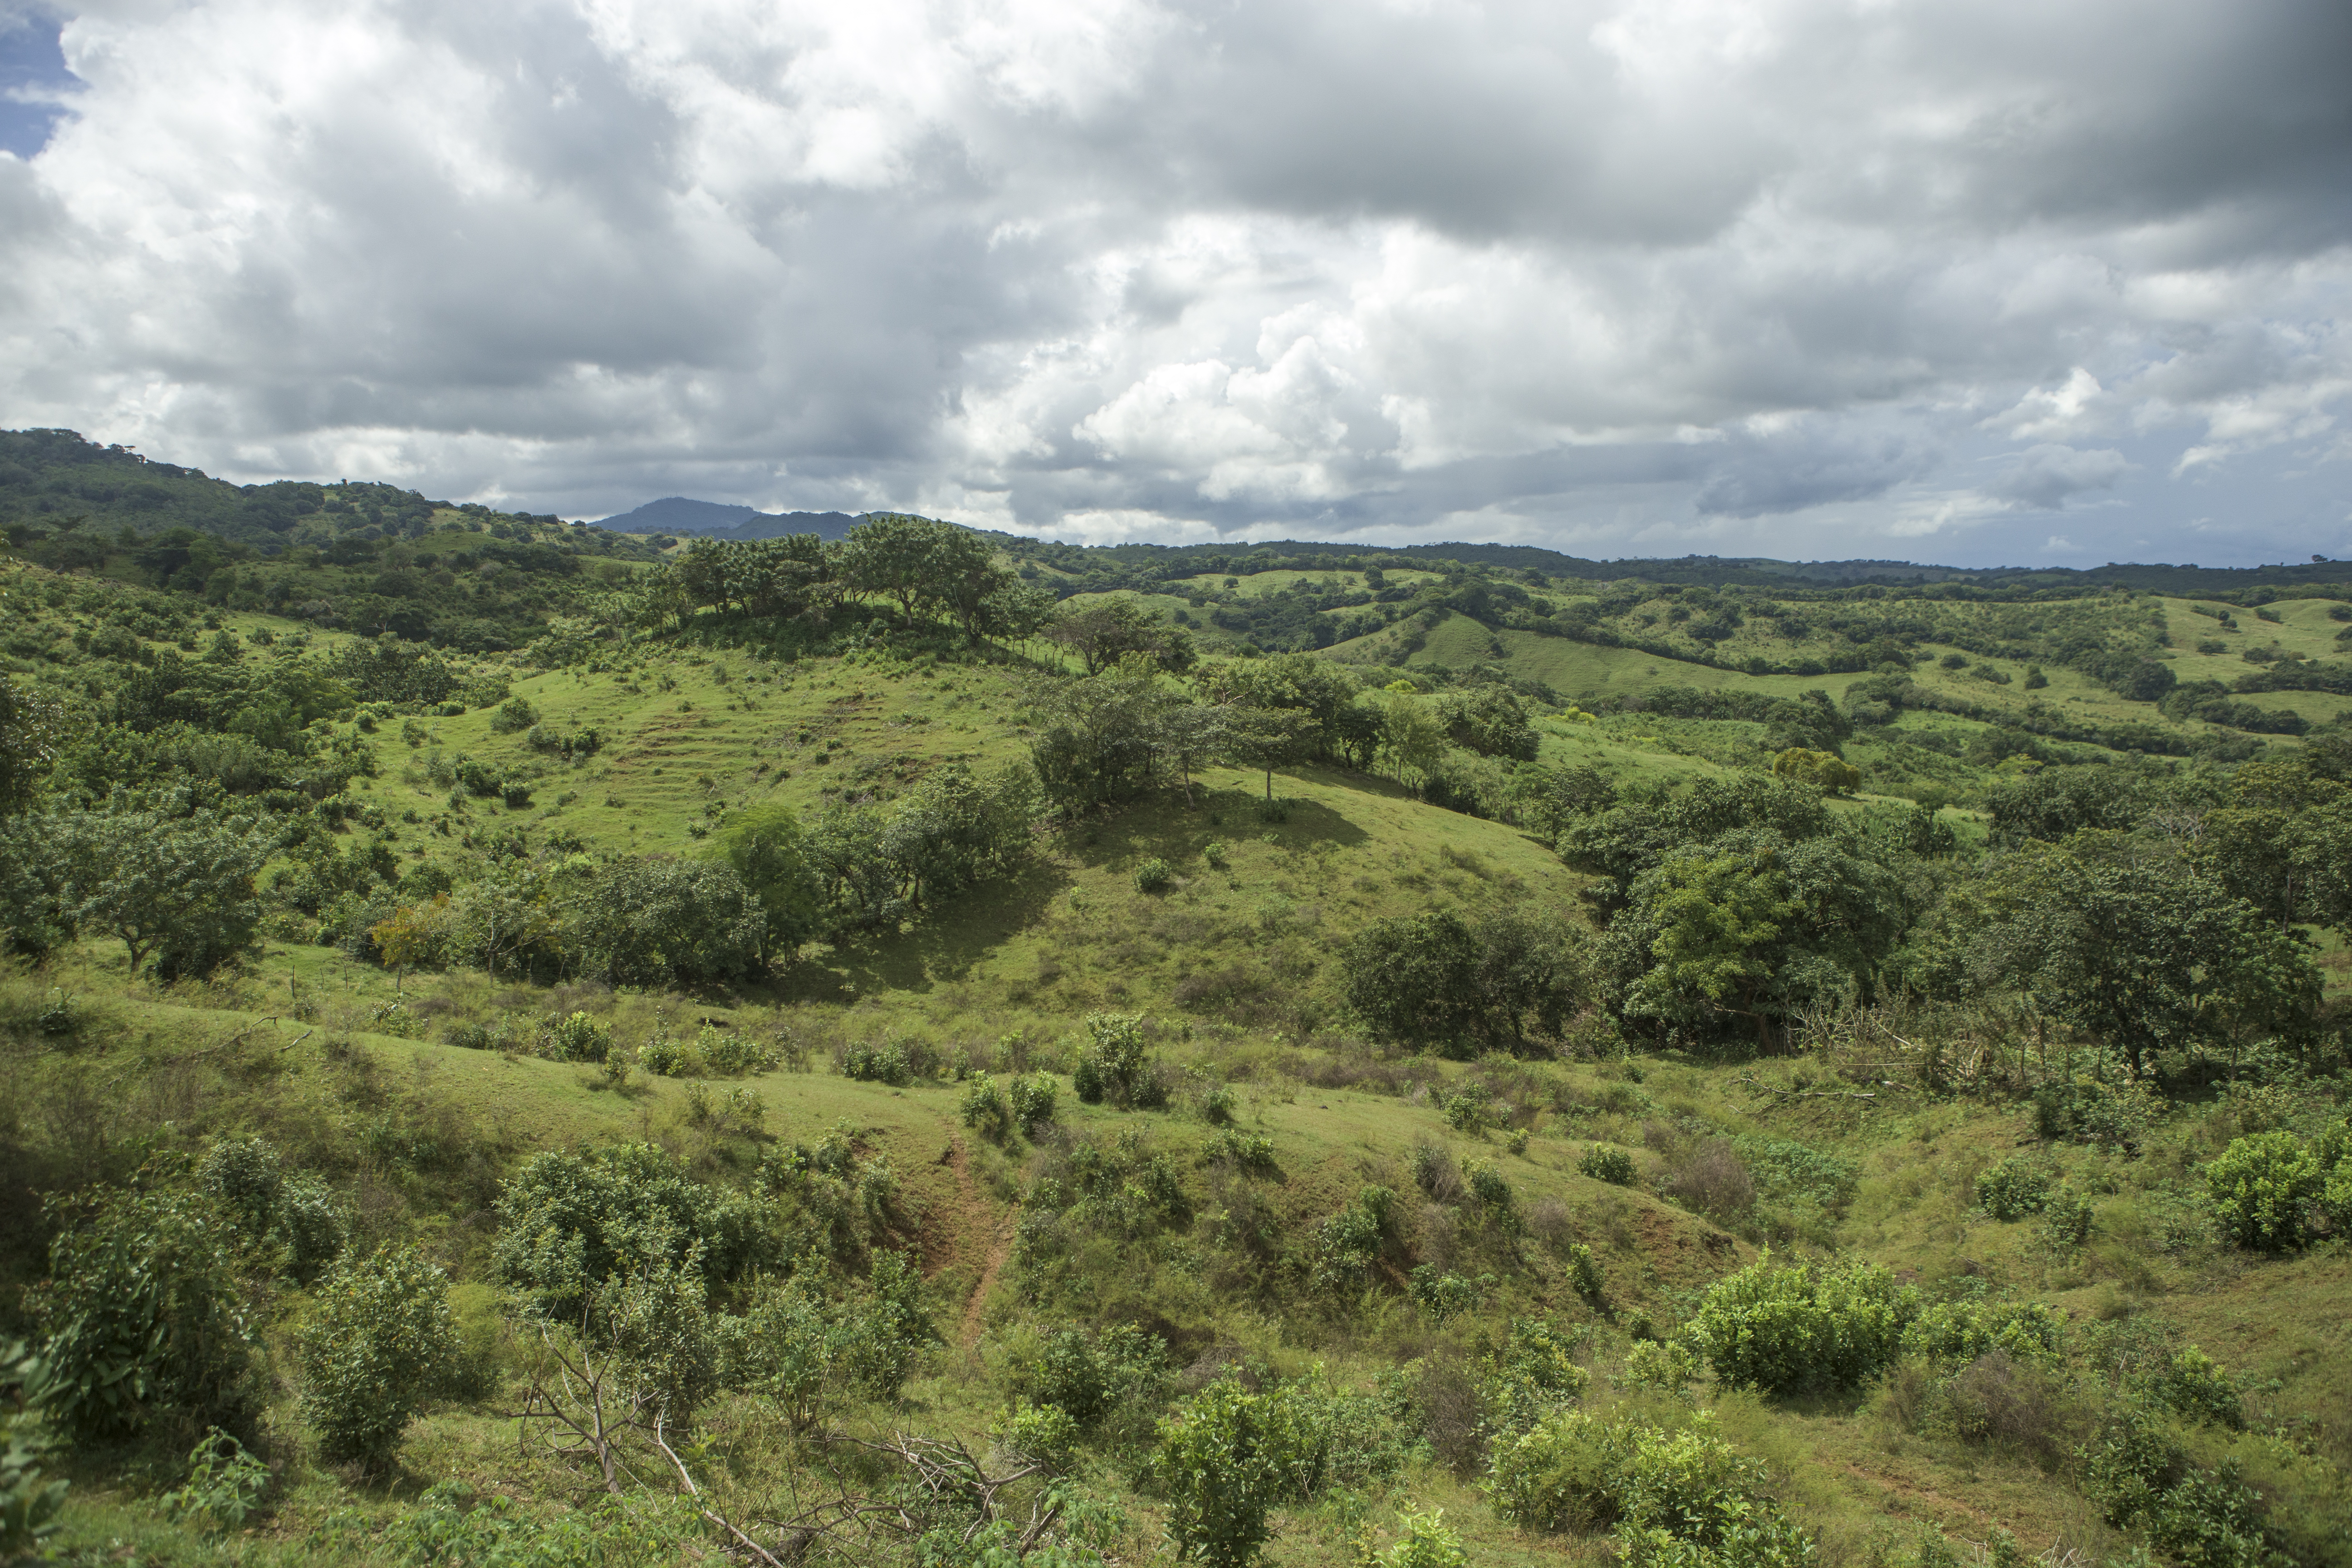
[2190,753,2352,936]
[590,1256,720,1423]
[1436,686,1538,761]
[564,857,767,985]
[1047,600,1196,675]
[839,513,957,627]
[57,805,268,976]
[1963,834,2318,1078]
[197,1135,345,1281]
[0,678,63,813]
[1770,747,1859,794]
[878,763,1039,909]
[297,1245,456,1468]
[493,1144,763,1318]
[1197,654,1359,760]
[715,802,828,960]
[1607,832,1911,1049]
[1341,909,1580,1058]
[1376,691,1450,786]
[1220,706,1315,801]
[1026,665,1179,809]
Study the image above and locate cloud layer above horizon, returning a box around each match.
[2,0,2348,566]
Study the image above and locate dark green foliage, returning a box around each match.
[1436,685,1539,760]
[1607,829,1913,1049]
[487,696,539,733]
[1074,1012,1165,1109]
[1985,767,2163,845]
[0,678,63,814]
[0,1346,69,1559]
[1340,907,1580,1057]
[1964,837,2317,1079]
[1686,1255,1913,1396]
[1314,1186,1396,1291]
[1046,598,1196,675]
[566,857,767,986]
[51,804,270,976]
[717,802,827,960]
[1477,1318,1591,1437]
[2083,1412,2288,1568]
[297,1246,456,1467]
[492,1144,764,1317]
[196,1136,346,1280]
[1006,1323,1172,1445]
[1132,857,1175,893]
[30,1186,257,1440]
[1409,1266,1481,1323]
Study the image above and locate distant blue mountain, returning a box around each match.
[595,496,862,540]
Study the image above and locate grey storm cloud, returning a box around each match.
[0,0,2348,564]
[1986,445,2134,511]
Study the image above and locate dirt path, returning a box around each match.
[941,1127,1016,1348]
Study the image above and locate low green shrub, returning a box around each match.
[961,1078,1017,1146]
[1009,1073,1059,1131]
[0,1347,67,1562]
[158,1428,271,1531]
[1904,1297,2064,1366]
[1153,1378,1297,1568]
[1004,1323,1172,1446]
[1073,1012,1165,1109]
[1478,1318,1590,1437]
[1485,1404,1654,1532]
[488,696,539,734]
[2205,1132,2323,1252]
[2149,1344,2244,1431]
[1975,1157,2053,1220]
[2084,1411,2287,1568]
[843,1039,913,1085]
[1132,858,1175,893]
[30,1186,257,1440]
[1566,1243,1606,1308]
[1579,1145,1637,1185]
[2039,1186,2095,1248]
[1384,1508,1467,1568]
[541,1010,611,1063]
[1623,1339,1698,1395]
[198,1134,346,1281]
[1410,1266,1480,1324]
[298,1245,456,1468]
[1686,1254,1914,1396]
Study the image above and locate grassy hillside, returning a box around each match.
[5,493,2352,1568]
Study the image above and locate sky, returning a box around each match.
[1,0,2348,567]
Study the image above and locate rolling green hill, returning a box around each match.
[3,461,2352,1568]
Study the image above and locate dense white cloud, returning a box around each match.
[1,0,2348,564]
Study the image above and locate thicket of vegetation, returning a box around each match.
[4,431,2352,1568]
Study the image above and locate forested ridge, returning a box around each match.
[3,431,2352,1568]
